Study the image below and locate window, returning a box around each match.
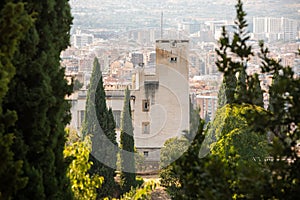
[142,99,150,112]
[171,41,177,47]
[142,122,150,134]
[170,57,177,63]
[143,151,149,157]
[112,110,121,128]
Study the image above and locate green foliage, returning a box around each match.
[209,104,270,155]
[216,0,263,107]
[135,176,144,187]
[118,180,158,200]
[82,57,118,198]
[73,79,83,91]
[64,135,103,200]
[1,0,73,199]
[120,87,136,193]
[160,137,189,168]
[256,42,300,199]
[160,137,184,197]
[161,1,300,200]
[0,2,33,199]
[164,120,224,199]
[222,73,237,107]
[82,57,102,138]
[247,73,264,107]
[208,104,271,198]
[235,66,248,103]
[65,127,80,144]
[217,73,237,107]
[162,104,270,199]
[159,136,189,197]
[134,148,146,172]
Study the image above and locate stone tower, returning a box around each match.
[133,40,190,164]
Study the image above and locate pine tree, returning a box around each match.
[248,73,264,107]
[217,79,226,108]
[120,87,136,193]
[82,57,118,198]
[216,0,254,105]
[2,0,73,199]
[235,65,247,103]
[217,73,237,108]
[258,42,300,199]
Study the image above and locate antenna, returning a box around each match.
[161,11,163,39]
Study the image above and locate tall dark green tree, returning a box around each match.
[82,57,118,198]
[82,57,103,139]
[217,73,237,108]
[2,0,74,199]
[215,25,237,107]
[257,42,300,199]
[120,87,136,193]
[235,65,247,103]
[0,2,33,199]
[248,73,264,107]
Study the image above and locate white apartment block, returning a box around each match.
[253,17,298,42]
[72,29,94,48]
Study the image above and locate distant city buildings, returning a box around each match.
[71,29,94,48]
[253,17,298,42]
[63,4,299,168]
[67,40,190,167]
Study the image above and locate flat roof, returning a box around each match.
[156,39,189,43]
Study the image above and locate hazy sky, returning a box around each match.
[70,0,299,31]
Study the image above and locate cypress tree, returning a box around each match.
[82,57,118,198]
[82,57,102,139]
[2,0,73,199]
[0,2,33,199]
[108,108,118,146]
[120,87,136,193]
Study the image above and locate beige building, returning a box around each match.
[136,40,189,161]
[106,40,190,163]
[68,40,190,165]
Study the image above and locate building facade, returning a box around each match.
[130,40,190,162]
[253,17,298,42]
[68,40,190,165]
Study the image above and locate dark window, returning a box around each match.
[171,41,177,47]
[170,57,177,63]
[142,99,150,112]
[144,151,149,157]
